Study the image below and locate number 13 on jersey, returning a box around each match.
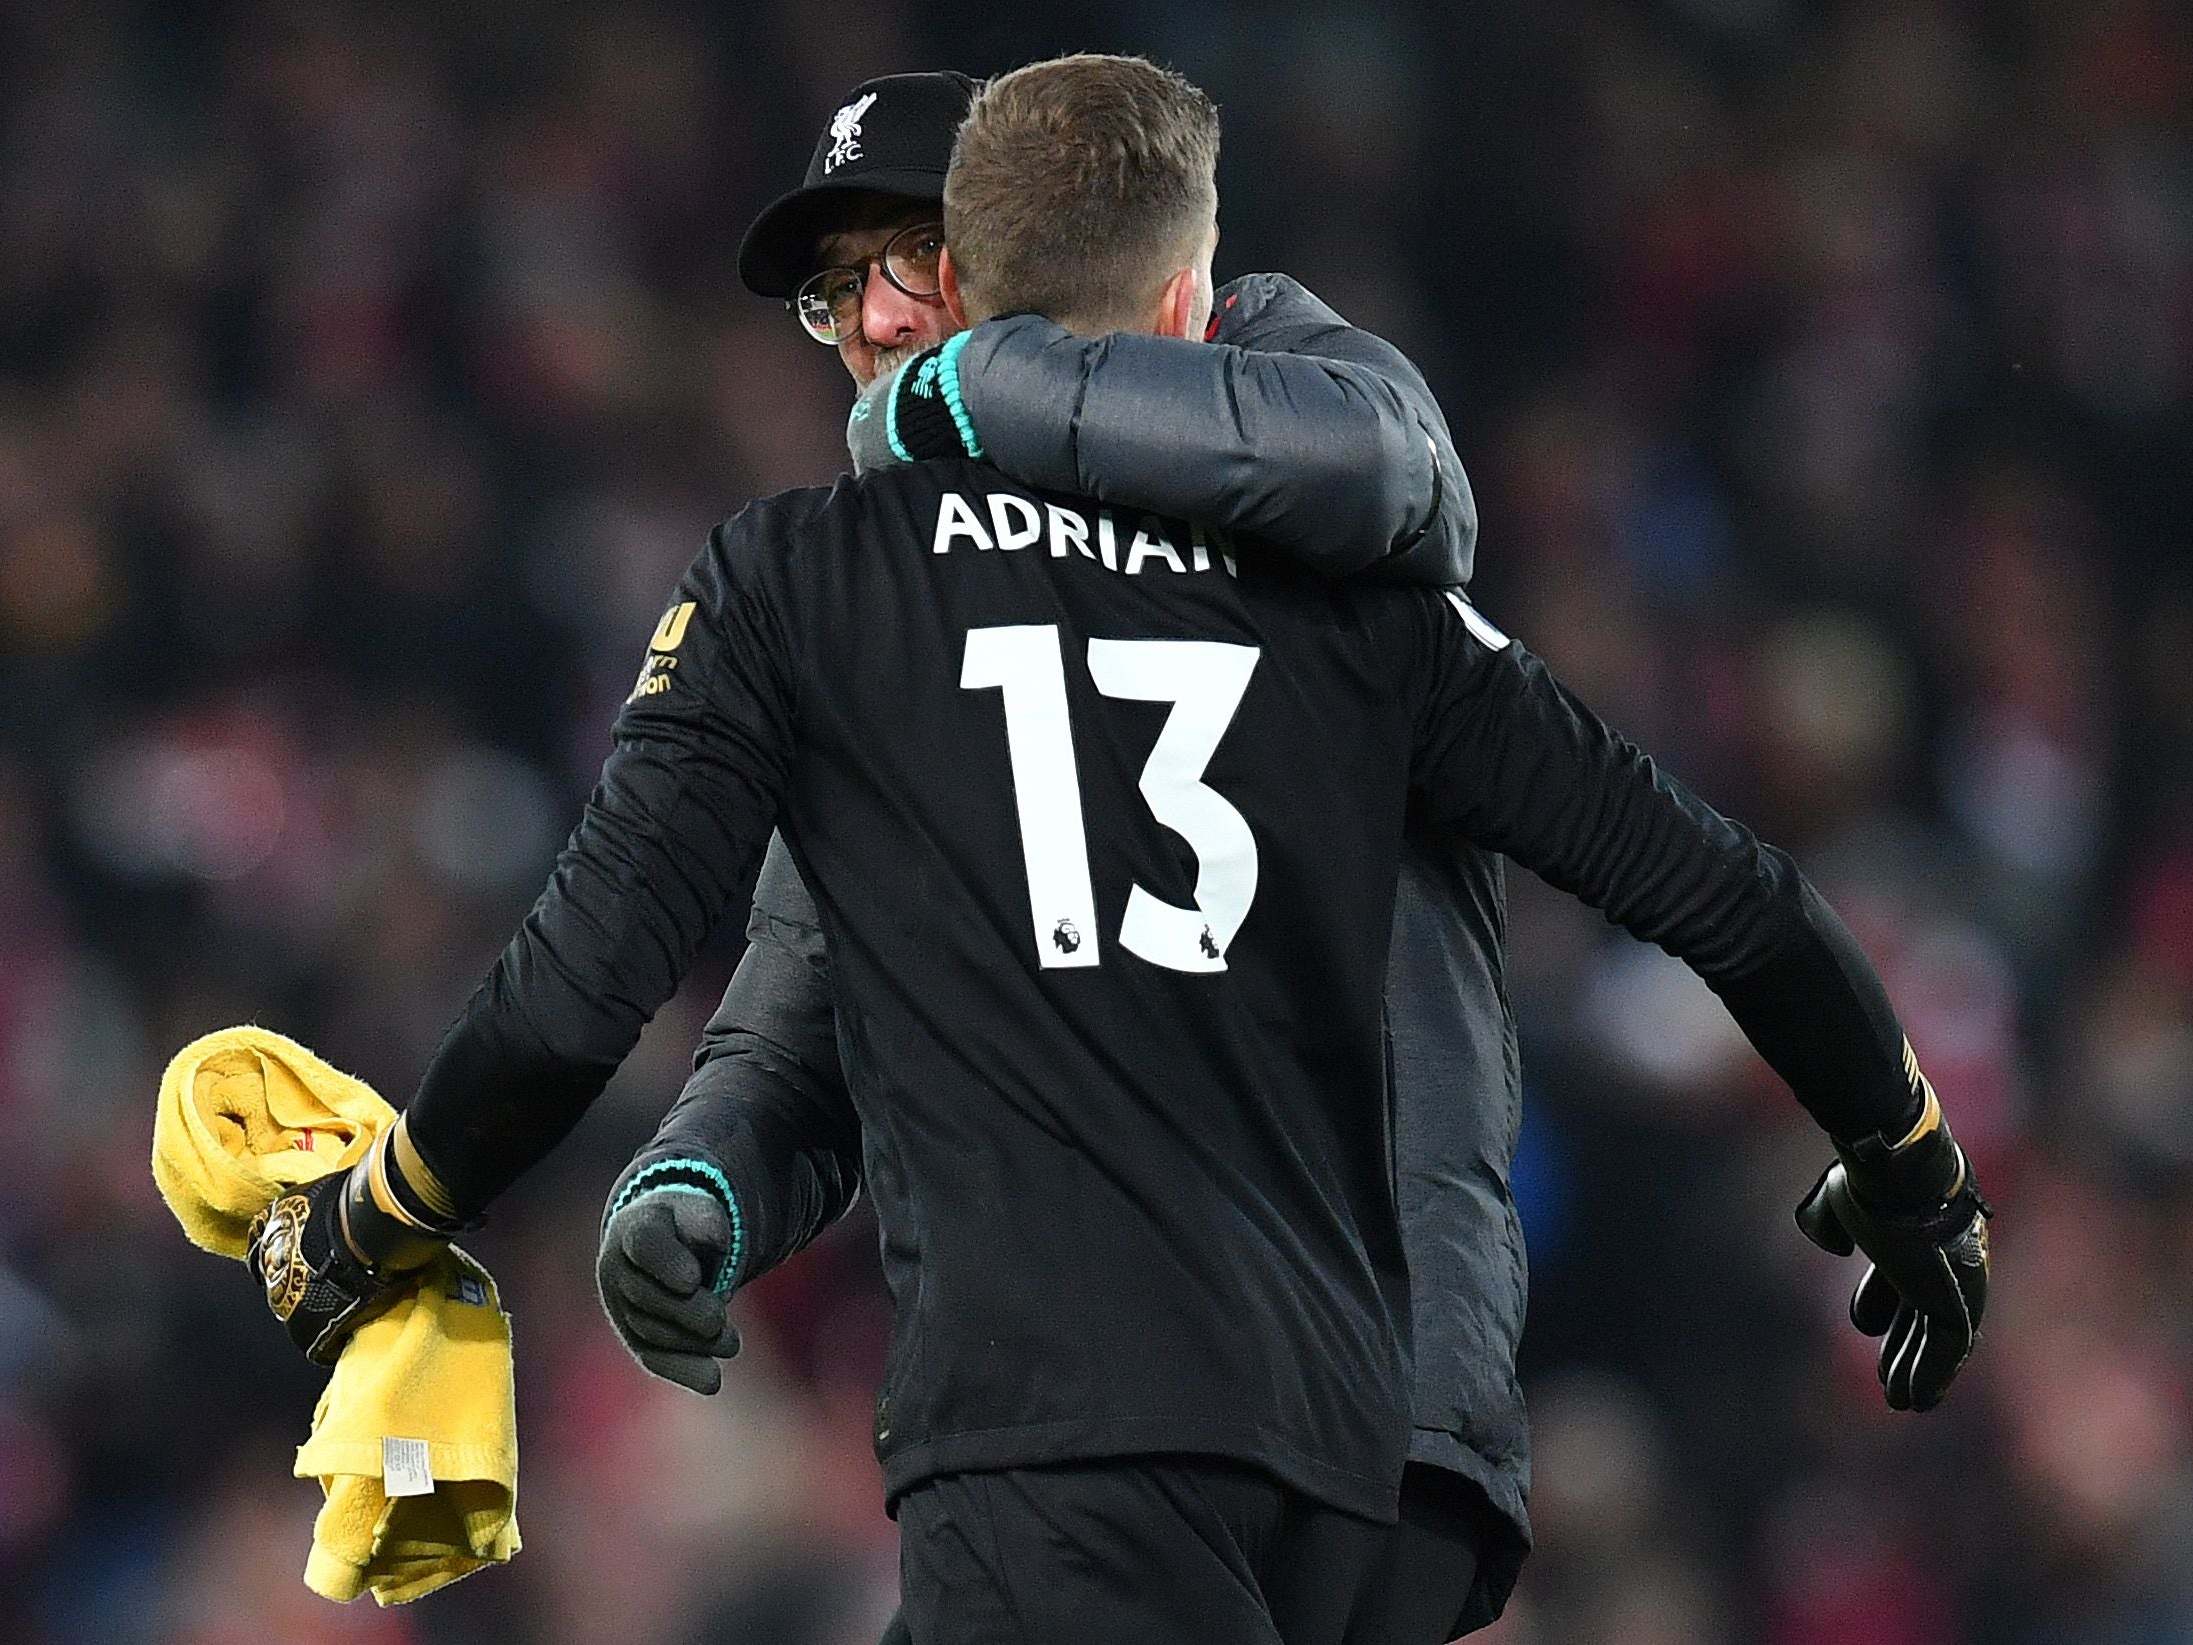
[960,625,1260,974]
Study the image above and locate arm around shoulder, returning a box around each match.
[942,274,1474,582]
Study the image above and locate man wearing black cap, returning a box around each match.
[738,72,980,387]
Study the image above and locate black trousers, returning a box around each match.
[897,1456,1387,1644]
[1342,1462,1489,1645]
[889,1457,1492,1645]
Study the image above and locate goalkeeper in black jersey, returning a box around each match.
[621,65,1515,1640]
[251,54,1990,1645]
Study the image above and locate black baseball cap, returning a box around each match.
[737,71,978,300]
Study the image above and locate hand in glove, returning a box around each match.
[248,1118,469,1365]
[597,1159,746,1395]
[1796,1079,1992,1412]
[846,332,985,476]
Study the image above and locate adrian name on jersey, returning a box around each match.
[932,488,1238,578]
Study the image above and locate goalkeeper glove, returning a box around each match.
[247,1118,471,1365]
[1795,1080,1992,1411]
[596,1157,746,1395]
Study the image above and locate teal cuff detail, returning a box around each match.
[611,1158,745,1296]
[935,330,984,458]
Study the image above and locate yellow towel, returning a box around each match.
[152,1026,520,1605]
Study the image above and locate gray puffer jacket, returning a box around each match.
[848,272,1478,585]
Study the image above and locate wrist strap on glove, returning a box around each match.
[344,1116,471,1269]
[1837,1072,1991,1235]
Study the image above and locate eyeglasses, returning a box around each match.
[791,220,946,345]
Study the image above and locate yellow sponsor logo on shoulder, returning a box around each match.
[628,602,696,701]
[650,601,697,652]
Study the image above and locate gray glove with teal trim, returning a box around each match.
[597,1156,746,1394]
[846,331,985,476]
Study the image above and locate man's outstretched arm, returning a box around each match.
[862,273,1475,584]
[247,505,808,1363]
[398,514,801,1217]
[1404,594,1991,1411]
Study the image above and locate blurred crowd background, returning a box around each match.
[2,1,2188,1641]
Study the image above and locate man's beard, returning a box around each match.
[869,341,921,379]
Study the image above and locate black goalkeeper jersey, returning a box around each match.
[683,463,1436,1516]
[407,456,1927,1521]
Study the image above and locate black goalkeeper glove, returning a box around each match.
[246,1118,471,1366]
[1795,1083,1993,1412]
[845,332,985,476]
[597,1157,746,1395]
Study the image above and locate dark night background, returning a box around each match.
[2,3,2189,1640]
